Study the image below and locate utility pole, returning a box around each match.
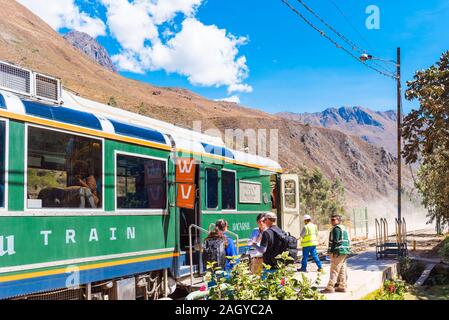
[396,47,402,221]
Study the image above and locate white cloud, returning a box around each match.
[20,0,253,93]
[104,1,252,93]
[143,0,202,24]
[111,52,144,74]
[215,95,240,104]
[101,0,158,51]
[18,0,106,38]
[144,18,252,92]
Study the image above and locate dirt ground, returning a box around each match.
[407,232,448,259]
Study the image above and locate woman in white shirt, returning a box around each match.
[248,213,267,274]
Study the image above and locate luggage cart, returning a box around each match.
[375,217,408,260]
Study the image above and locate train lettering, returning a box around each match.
[0,235,16,257]
[232,222,250,231]
[36,227,136,246]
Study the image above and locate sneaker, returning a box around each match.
[317,268,324,273]
[320,287,335,294]
[297,269,308,273]
[335,287,347,293]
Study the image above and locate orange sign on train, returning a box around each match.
[177,183,196,209]
[176,158,196,183]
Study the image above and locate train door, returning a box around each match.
[178,161,201,254]
[280,174,301,239]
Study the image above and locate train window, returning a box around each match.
[116,154,167,209]
[221,170,236,210]
[284,179,297,209]
[0,121,5,208]
[27,126,102,209]
[205,168,218,209]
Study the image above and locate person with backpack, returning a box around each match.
[321,214,351,293]
[252,212,298,270]
[299,214,323,273]
[203,219,238,272]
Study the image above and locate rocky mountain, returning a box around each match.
[277,107,398,155]
[0,0,417,215]
[63,30,116,72]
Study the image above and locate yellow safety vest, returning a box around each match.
[301,223,318,247]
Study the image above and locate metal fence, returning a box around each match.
[351,207,369,239]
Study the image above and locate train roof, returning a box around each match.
[0,88,282,173]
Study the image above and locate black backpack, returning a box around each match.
[271,227,298,264]
[202,238,227,270]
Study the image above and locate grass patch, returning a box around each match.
[405,285,449,300]
[361,288,382,300]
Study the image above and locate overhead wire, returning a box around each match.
[297,0,396,75]
[295,0,364,54]
[281,0,397,80]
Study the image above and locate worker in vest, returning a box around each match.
[298,214,323,273]
[321,214,351,293]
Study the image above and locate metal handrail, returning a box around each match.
[188,224,210,286]
[382,218,389,243]
[375,219,380,248]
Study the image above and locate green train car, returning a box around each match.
[0,61,301,299]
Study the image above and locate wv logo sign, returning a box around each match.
[0,235,16,257]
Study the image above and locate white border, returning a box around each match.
[24,123,105,214]
[114,150,168,215]
[221,168,237,213]
[0,118,8,211]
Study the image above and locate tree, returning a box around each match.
[107,96,118,107]
[293,166,346,226]
[402,51,449,226]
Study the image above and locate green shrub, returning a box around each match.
[374,279,407,300]
[438,237,449,260]
[204,252,324,300]
[399,256,425,284]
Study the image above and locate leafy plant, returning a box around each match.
[438,237,449,260]
[204,252,324,300]
[373,279,407,300]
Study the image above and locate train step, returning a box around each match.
[178,265,200,278]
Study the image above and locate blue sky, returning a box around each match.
[20,0,449,114]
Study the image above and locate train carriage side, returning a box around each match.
[0,91,178,299]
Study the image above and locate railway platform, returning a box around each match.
[300,250,399,300]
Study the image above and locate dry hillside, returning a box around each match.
[0,0,415,210]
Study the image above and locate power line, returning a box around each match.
[324,0,396,74]
[298,0,396,75]
[295,0,364,54]
[281,0,397,79]
[327,0,373,51]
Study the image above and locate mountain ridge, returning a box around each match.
[276,106,398,154]
[63,30,116,73]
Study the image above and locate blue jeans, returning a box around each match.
[301,246,322,271]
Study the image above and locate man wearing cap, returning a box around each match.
[252,212,284,270]
[299,214,322,273]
